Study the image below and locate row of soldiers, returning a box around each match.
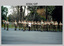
[2,20,62,32]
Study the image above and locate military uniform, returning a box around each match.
[33,22,35,31]
[34,22,37,31]
[46,21,50,31]
[14,21,17,31]
[48,22,50,31]
[23,21,27,31]
[3,20,6,30]
[31,21,34,31]
[6,21,9,31]
[50,21,54,31]
[21,21,24,30]
[37,21,41,31]
[28,22,31,31]
[59,22,62,31]
[18,21,21,30]
[44,22,47,31]
[54,21,58,32]
[41,21,44,32]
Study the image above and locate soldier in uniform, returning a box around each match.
[23,20,27,31]
[59,22,62,31]
[41,20,44,32]
[44,21,47,31]
[26,21,28,30]
[28,21,31,31]
[31,21,34,31]
[34,21,37,31]
[33,21,34,31]
[37,21,39,31]
[46,21,50,31]
[6,19,9,31]
[50,20,54,31]
[54,21,58,32]
[14,20,17,31]
[21,20,24,30]
[37,21,41,31]
[3,20,6,30]
[18,20,21,30]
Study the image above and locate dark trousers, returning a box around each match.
[60,25,62,31]
[19,24,21,30]
[50,24,53,31]
[24,26,26,31]
[41,25,43,32]
[46,24,49,31]
[55,26,57,32]
[4,24,6,30]
[33,25,35,31]
[29,27,31,31]
[15,25,17,30]
[44,25,46,31]
[7,24,9,31]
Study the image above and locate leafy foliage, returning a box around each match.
[1,6,8,20]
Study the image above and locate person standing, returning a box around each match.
[6,19,9,31]
[47,21,50,31]
[21,21,24,30]
[3,20,6,30]
[14,20,17,31]
[18,20,21,30]
[41,20,44,32]
[54,21,58,32]
[31,21,34,31]
[46,21,50,31]
[59,22,62,32]
[33,21,35,31]
[34,21,37,31]
[28,21,31,31]
[44,21,47,31]
[23,20,27,31]
[50,20,54,31]
[37,21,41,31]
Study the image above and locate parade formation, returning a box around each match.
[2,19,62,32]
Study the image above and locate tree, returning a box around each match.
[27,6,47,21]
[52,6,62,22]
[1,6,8,20]
[46,6,55,21]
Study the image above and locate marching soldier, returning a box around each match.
[34,21,37,31]
[59,22,62,32]
[3,20,6,30]
[37,21,41,31]
[44,21,47,31]
[33,21,35,31]
[28,21,31,31]
[23,20,27,31]
[47,21,50,31]
[21,21,24,30]
[6,20,9,31]
[37,21,39,31]
[50,20,54,31]
[54,21,58,32]
[18,20,21,30]
[14,20,17,31]
[31,21,34,31]
[46,21,48,31]
[41,20,44,32]
[46,21,50,31]
[26,21,28,30]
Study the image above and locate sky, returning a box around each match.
[3,6,30,17]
